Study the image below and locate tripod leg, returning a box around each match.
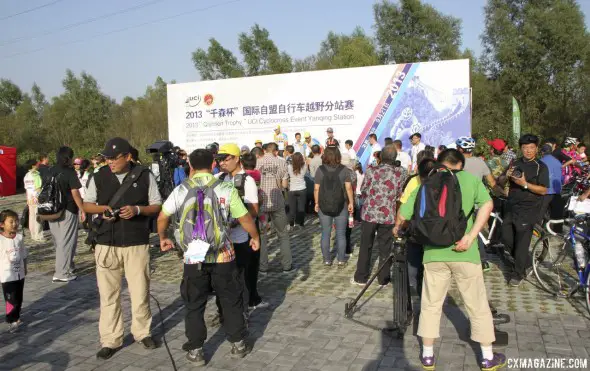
[345,253,396,317]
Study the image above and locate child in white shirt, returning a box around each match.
[0,209,27,333]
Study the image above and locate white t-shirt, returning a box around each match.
[355,171,364,195]
[370,143,382,165]
[288,164,307,191]
[0,234,27,283]
[347,148,357,161]
[216,170,258,244]
[410,142,426,170]
[397,151,411,171]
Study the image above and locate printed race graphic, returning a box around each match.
[167,59,471,169]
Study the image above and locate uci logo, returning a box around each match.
[185,95,202,108]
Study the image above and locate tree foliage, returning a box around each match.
[373,0,462,63]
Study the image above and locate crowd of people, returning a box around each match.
[1,128,589,370]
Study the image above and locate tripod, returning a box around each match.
[345,237,413,339]
[344,237,511,344]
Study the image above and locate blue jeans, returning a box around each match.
[318,207,348,263]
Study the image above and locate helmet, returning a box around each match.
[455,136,476,150]
[564,137,577,146]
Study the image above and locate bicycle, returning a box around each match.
[531,213,590,314]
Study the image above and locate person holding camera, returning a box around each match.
[83,137,162,360]
[501,134,549,287]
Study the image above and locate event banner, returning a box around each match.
[167,59,471,167]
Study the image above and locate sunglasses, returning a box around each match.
[216,154,235,163]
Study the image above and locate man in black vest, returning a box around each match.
[82,137,162,360]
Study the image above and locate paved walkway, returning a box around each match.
[1,194,590,370]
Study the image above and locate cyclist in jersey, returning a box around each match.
[325,127,340,148]
[273,126,288,153]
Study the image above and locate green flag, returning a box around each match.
[512,97,521,141]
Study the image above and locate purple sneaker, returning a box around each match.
[481,352,507,371]
[420,355,435,370]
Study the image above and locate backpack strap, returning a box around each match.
[108,165,149,208]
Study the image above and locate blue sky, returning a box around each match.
[1,0,589,101]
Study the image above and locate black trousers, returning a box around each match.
[2,278,25,323]
[406,241,423,295]
[216,240,262,317]
[181,261,246,349]
[288,190,306,227]
[541,194,565,233]
[501,211,534,279]
[345,226,352,254]
[354,221,393,285]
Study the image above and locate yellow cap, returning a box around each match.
[254,139,262,144]
[275,125,281,131]
[304,132,311,138]
[217,143,241,157]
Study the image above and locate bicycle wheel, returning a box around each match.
[531,234,577,295]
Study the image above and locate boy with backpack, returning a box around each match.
[394,149,505,371]
[157,149,260,366]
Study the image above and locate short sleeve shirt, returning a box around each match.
[84,170,162,206]
[256,154,288,212]
[506,158,549,217]
[314,165,352,210]
[360,164,407,224]
[463,157,491,180]
[162,173,247,263]
[400,171,491,264]
[0,234,27,283]
[216,170,258,244]
[53,166,82,214]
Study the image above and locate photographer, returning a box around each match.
[501,134,549,287]
[83,137,162,360]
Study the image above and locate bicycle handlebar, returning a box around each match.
[546,214,590,236]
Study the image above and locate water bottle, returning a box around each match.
[348,214,354,228]
[574,239,586,271]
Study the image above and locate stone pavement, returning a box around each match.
[1,194,590,370]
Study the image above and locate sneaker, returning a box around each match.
[8,322,18,333]
[283,267,295,274]
[324,261,332,267]
[248,301,270,311]
[420,355,435,370]
[230,340,250,358]
[186,347,206,366]
[350,277,365,286]
[482,261,491,273]
[378,282,390,289]
[337,261,347,268]
[480,352,507,371]
[52,274,77,283]
[96,347,117,360]
[509,276,523,287]
[138,336,157,349]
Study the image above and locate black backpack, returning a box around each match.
[410,165,473,247]
[37,169,66,221]
[318,165,346,216]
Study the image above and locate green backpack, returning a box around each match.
[178,177,233,263]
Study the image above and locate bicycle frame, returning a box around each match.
[479,211,502,246]
[567,223,590,286]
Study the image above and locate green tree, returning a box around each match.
[238,24,293,75]
[482,0,590,137]
[315,27,380,70]
[192,39,245,80]
[373,0,462,64]
[0,79,24,116]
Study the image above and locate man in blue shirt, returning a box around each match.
[539,144,564,225]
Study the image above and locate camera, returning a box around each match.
[147,140,181,199]
[104,208,121,219]
[511,167,523,179]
